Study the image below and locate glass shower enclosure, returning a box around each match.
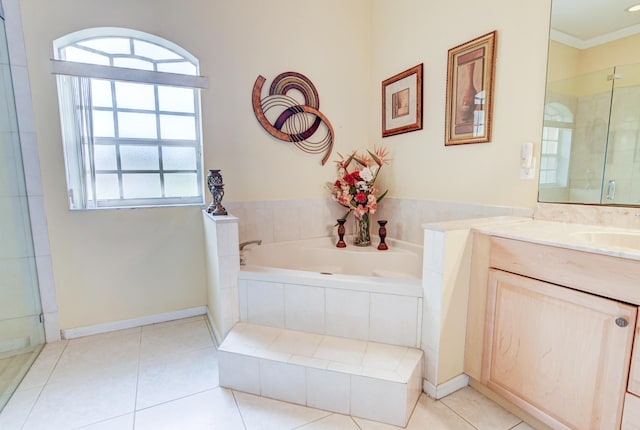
[0,6,45,412]
[539,63,640,205]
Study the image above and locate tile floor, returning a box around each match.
[0,348,42,412]
[0,316,537,429]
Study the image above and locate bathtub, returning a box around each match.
[238,236,423,347]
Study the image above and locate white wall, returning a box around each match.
[18,0,372,330]
[18,0,552,330]
[369,0,551,207]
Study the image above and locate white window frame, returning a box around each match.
[52,27,208,210]
[540,102,573,187]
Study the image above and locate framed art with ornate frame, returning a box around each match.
[382,64,423,137]
[445,31,497,146]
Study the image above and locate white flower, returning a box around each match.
[356,181,369,192]
[370,164,379,175]
[359,167,374,182]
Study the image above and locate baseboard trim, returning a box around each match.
[61,306,208,340]
[206,310,224,346]
[423,374,470,399]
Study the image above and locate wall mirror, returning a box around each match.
[538,0,640,206]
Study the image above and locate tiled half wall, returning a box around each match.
[225,197,534,246]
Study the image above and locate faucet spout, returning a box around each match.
[239,240,262,251]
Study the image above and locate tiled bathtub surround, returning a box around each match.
[420,216,530,399]
[202,213,240,343]
[238,272,423,347]
[225,197,533,246]
[218,322,424,427]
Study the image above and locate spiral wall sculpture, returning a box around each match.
[252,72,335,165]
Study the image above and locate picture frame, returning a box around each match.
[382,64,423,137]
[445,31,497,146]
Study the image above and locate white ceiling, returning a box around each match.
[551,0,640,48]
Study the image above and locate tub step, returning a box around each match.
[218,322,423,427]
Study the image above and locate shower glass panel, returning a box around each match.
[0,10,45,412]
[603,63,640,205]
[539,62,640,205]
[539,67,614,204]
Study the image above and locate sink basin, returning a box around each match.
[571,231,640,251]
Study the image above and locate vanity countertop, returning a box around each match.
[472,218,640,261]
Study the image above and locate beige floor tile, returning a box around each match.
[511,422,538,429]
[136,347,219,409]
[48,332,140,386]
[0,349,41,400]
[21,375,137,430]
[352,415,403,429]
[142,316,206,332]
[75,413,134,429]
[296,413,360,429]
[406,394,476,430]
[66,327,141,345]
[0,386,41,430]
[234,390,332,430]
[1,317,545,430]
[353,393,476,430]
[140,318,214,359]
[440,387,521,430]
[135,388,244,430]
[16,342,67,391]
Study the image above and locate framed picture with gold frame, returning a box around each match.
[445,31,497,145]
[382,64,423,137]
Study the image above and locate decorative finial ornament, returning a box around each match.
[206,169,227,215]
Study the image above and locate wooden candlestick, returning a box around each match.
[377,220,388,250]
[336,218,347,248]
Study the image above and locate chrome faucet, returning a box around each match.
[239,240,262,251]
[239,240,262,266]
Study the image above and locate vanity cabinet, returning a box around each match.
[630,327,640,396]
[626,327,640,430]
[466,234,640,430]
[622,394,640,429]
[483,269,636,429]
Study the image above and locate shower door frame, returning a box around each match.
[1,0,59,343]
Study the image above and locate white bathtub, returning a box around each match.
[241,236,422,278]
[238,236,423,347]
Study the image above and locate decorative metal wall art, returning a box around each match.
[252,72,335,165]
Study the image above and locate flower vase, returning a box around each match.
[354,213,371,246]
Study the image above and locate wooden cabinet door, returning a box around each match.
[622,393,640,429]
[629,316,640,396]
[482,269,637,430]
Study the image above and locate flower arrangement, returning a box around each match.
[328,146,390,221]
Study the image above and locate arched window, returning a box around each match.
[540,102,573,186]
[52,28,208,209]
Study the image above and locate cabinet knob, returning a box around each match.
[615,317,629,328]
